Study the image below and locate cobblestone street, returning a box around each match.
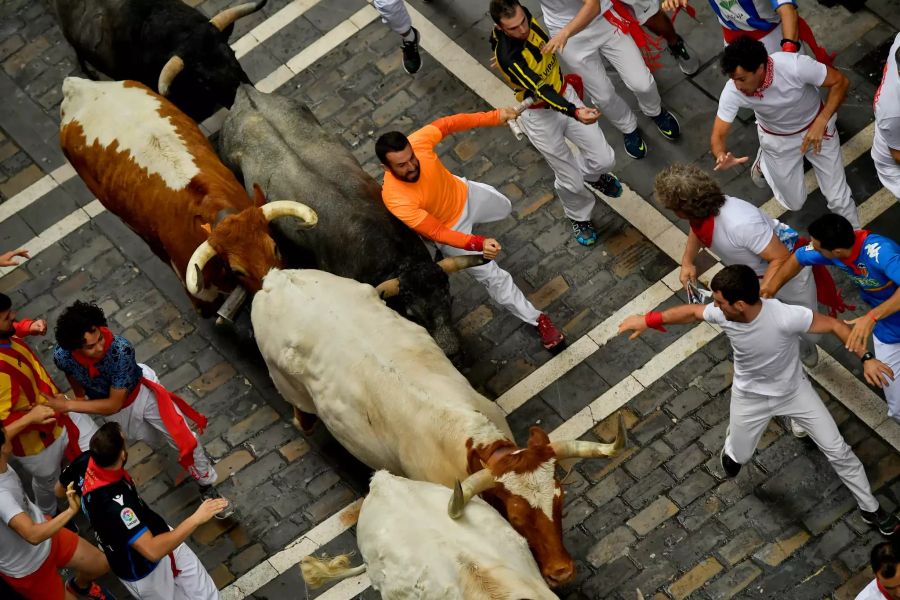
[1,0,900,598]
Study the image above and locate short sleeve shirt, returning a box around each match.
[711,196,779,276]
[79,464,170,581]
[53,335,143,399]
[795,233,900,343]
[717,52,827,134]
[540,0,613,31]
[703,299,813,395]
[852,579,882,600]
[872,33,900,168]
[0,468,50,577]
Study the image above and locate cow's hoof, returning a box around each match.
[293,410,319,435]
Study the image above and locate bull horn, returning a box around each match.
[448,468,496,519]
[436,254,490,274]
[549,413,627,460]
[209,0,268,31]
[186,240,218,296]
[158,55,185,96]
[261,201,318,228]
[375,278,400,299]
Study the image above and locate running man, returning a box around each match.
[856,540,900,599]
[873,32,900,200]
[520,0,682,159]
[711,36,859,228]
[618,264,900,535]
[612,0,701,75]
[375,109,566,350]
[62,423,226,600]
[372,0,422,74]
[0,406,113,600]
[48,301,232,517]
[764,214,900,423]
[490,0,623,246]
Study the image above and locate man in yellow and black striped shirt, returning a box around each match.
[490,0,621,247]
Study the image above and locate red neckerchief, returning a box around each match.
[794,236,855,317]
[838,230,870,276]
[877,579,893,599]
[743,56,774,99]
[689,216,715,248]
[81,455,133,495]
[72,327,114,378]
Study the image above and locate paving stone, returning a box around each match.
[678,493,723,532]
[584,497,630,537]
[585,469,634,508]
[581,555,639,599]
[279,438,311,463]
[587,525,636,567]
[630,410,673,446]
[160,362,201,393]
[668,556,723,600]
[670,470,716,508]
[225,406,281,446]
[230,452,285,491]
[209,563,235,589]
[705,560,762,600]
[624,439,674,479]
[131,454,167,487]
[663,417,706,451]
[622,466,675,510]
[303,484,357,524]
[753,528,811,566]
[193,517,234,546]
[229,543,267,577]
[628,497,679,536]
[214,450,255,484]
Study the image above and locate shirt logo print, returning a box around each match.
[113,494,124,506]
[865,242,882,263]
[120,507,140,530]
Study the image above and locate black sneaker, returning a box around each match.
[652,109,681,141]
[401,27,422,75]
[199,484,235,520]
[669,35,699,75]
[861,508,900,536]
[585,173,622,199]
[570,220,598,246]
[623,129,647,159]
[720,446,741,478]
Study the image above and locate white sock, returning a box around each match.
[401,28,416,42]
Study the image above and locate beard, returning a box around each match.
[401,168,420,183]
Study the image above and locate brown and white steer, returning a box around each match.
[251,269,626,586]
[59,77,316,313]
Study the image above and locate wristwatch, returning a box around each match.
[861,351,875,363]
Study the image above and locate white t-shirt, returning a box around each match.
[873,33,900,169]
[0,467,51,578]
[540,0,612,31]
[853,579,885,600]
[710,196,779,276]
[717,52,827,134]
[703,299,813,395]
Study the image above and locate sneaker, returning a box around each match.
[536,314,565,351]
[669,35,699,76]
[199,484,235,520]
[570,219,598,246]
[861,508,900,536]
[623,129,647,159]
[585,173,623,199]
[66,578,116,600]
[789,418,808,439]
[720,445,742,478]
[652,109,681,141]
[750,148,768,189]
[401,28,422,75]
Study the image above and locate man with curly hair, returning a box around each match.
[47,301,231,518]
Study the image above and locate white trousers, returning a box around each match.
[619,0,658,25]
[372,0,412,35]
[519,87,616,221]
[757,114,860,228]
[105,365,216,486]
[874,334,900,423]
[873,156,900,200]
[11,411,97,515]
[724,377,879,512]
[121,542,219,600]
[553,16,662,133]
[439,180,542,325]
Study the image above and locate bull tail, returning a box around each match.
[299,554,367,588]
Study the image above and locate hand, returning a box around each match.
[192,498,230,524]
[482,239,502,260]
[575,107,601,125]
[617,315,649,340]
[863,359,894,388]
[28,319,47,336]
[542,30,569,54]
[713,152,748,171]
[759,283,775,299]
[661,0,688,10]
[65,482,80,513]
[801,118,828,154]
[679,264,697,288]
[498,107,519,123]
[0,248,29,267]
[45,394,70,414]
[844,314,876,354]
[25,404,56,426]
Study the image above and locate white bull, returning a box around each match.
[252,269,625,586]
[301,471,559,599]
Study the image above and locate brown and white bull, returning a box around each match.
[252,269,625,586]
[59,77,315,313]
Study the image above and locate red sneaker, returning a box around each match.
[66,578,116,600]
[536,314,565,350]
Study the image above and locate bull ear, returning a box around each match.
[527,426,551,448]
[199,223,212,236]
[252,183,267,208]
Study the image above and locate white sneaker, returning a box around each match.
[789,419,808,439]
[750,148,768,189]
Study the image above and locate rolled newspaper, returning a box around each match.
[508,97,535,140]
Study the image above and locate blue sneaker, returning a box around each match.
[623,129,647,159]
[570,220,598,246]
[585,173,622,199]
[652,109,680,141]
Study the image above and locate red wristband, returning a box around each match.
[781,40,800,52]
[465,235,486,252]
[645,311,667,332]
[867,311,879,323]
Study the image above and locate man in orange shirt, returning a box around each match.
[376,109,565,350]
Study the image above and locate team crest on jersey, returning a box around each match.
[120,507,140,529]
